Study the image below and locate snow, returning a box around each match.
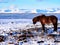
[0,19,60,45]
[0,19,60,33]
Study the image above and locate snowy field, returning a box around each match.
[0,19,60,31]
[0,19,60,45]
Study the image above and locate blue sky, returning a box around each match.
[0,0,60,9]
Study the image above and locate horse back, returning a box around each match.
[39,15,58,24]
[46,15,58,24]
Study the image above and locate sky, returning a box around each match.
[0,0,60,9]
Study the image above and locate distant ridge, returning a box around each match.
[0,13,60,19]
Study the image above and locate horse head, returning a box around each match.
[32,16,39,24]
[32,14,45,24]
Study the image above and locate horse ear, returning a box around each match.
[40,14,45,16]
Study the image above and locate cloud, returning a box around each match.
[0,0,15,3]
[9,5,17,9]
[0,9,37,13]
[19,9,37,13]
[53,10,60,13]
[0,5,20,13]
[4,9,20,13]
[8,5,20,13]
[45,8,54,11]
[46,8,60,13]
[25,9,37,13]
[4,9,11,12]
[36,9,48,13]
[0,8,60,13]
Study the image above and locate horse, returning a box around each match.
[32,14,58,33]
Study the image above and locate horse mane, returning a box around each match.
[36,14,46,19]
[40,14,46,16]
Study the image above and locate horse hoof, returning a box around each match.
[52,31,58,34]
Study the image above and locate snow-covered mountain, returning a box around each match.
[0,9,37,13]
[36,8,60,13]
[0,8,60,13]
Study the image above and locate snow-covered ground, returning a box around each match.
[0,19,60,45]
[0,19,60,32]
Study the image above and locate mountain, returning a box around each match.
[36,8,60,13]
[0,8,60,13]
[0,13,60,19]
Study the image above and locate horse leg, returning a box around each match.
[41,24,45,33]
[53,22,57,32]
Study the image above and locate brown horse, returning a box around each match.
[32,14,58,32]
